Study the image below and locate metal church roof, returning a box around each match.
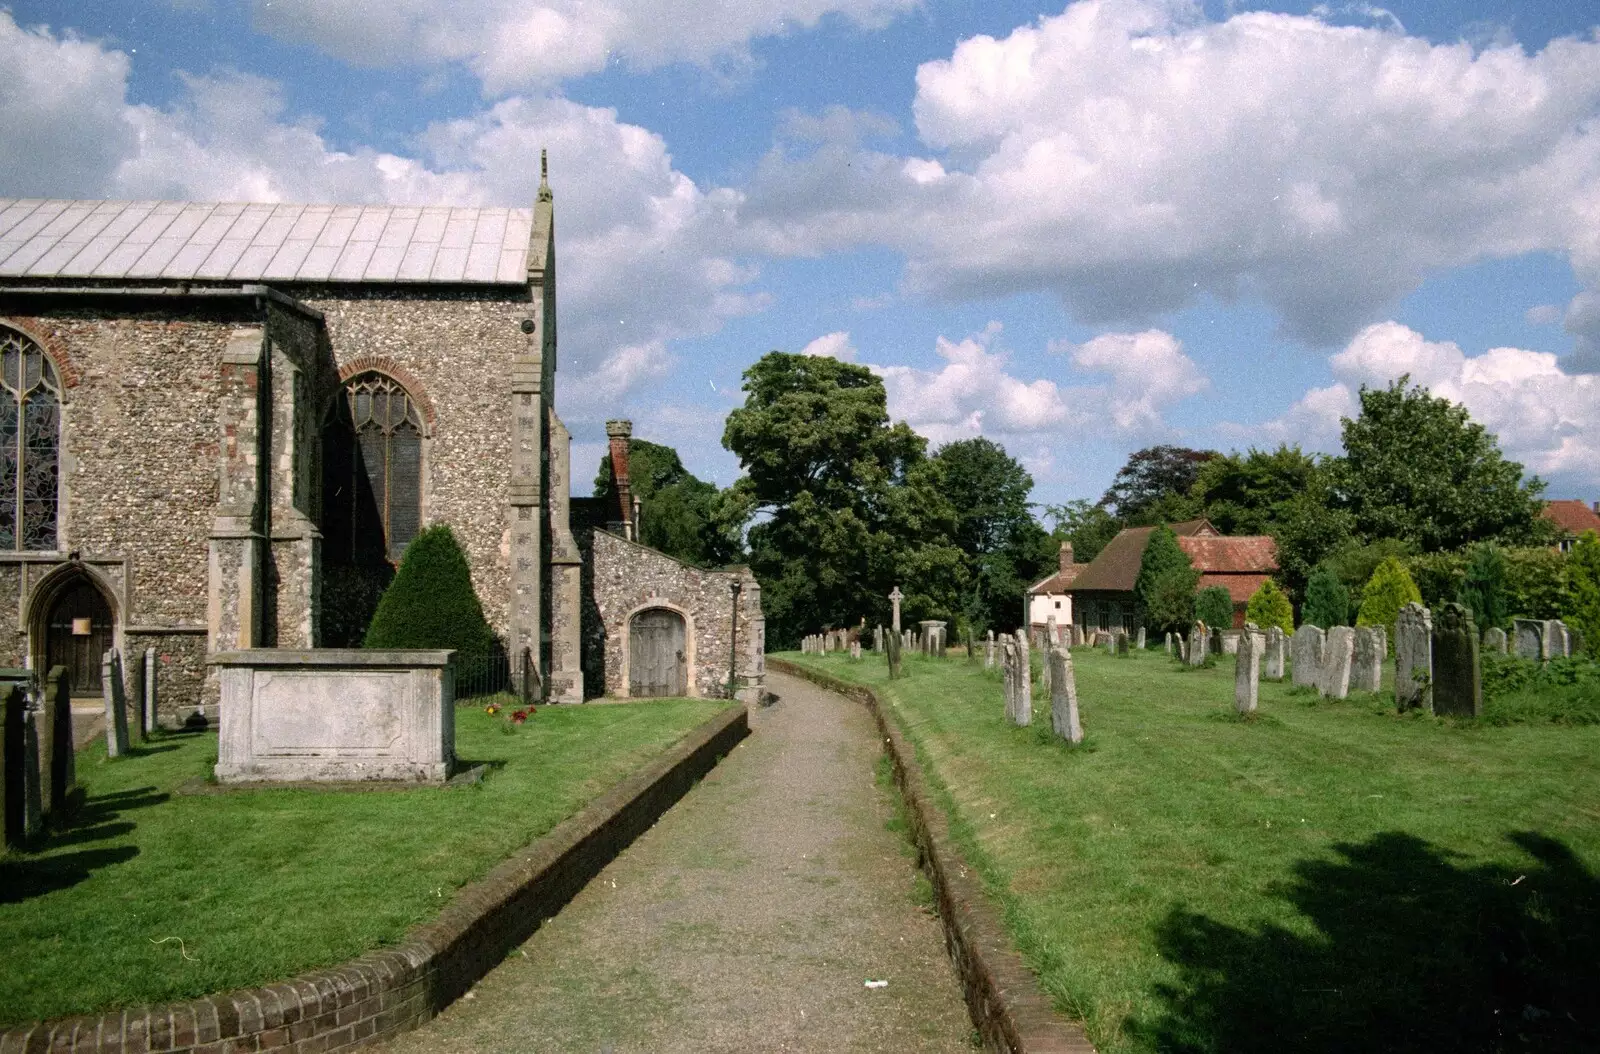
[0,199,534,285]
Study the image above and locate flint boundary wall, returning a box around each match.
[0,703,748,1054]
[769,657,1094,1054]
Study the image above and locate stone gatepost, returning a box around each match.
[1050,646,1082,744]
[1351,627,1383,693]
[1264,626,1286,681]
[1433,603,1482,717]
[1319,626,1355,699]
[1395,602,1432,712]
[102,649,130,758]
[1235,625,1264,714]
[1290,625,1324,687]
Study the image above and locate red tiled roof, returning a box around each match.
[1178,535,1278,574]
[1066,519,1220,593]
[1198,572,1273,605]
[1542,500,1600,537]
[1029,563,1083,595]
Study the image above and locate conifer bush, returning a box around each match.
[1357,555,1423,636]
[1245,578,1294,635]
[1136,524,1200,634]
[364,524,496,660]
[1457,542,1509,632]
[1195,586,1234,630]
[1302,565,1350,628]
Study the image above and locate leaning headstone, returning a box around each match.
[1177,636,1188,662]
[1432,603,1482,717]
[1012,632,1033,726]
[1351,627,1383,693]
[1290,625,1325,688]
[1319,626,1354,699]
[1235,627,1263,714]
[1513,618,1547,660]
[1263,625,1286,681]
[1135,626,1146,650]
[1482,626,1506,655]
[985,630,995,669]
[1049,646,1083,743]
[102,648,130,758]
[1395,602,1432,712]
[1187,621,1208,667]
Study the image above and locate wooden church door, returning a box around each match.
[629,609,686,697]
[45,579,113,695]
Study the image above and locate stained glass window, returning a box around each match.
[339,372,423,562]
[0,329,59,551]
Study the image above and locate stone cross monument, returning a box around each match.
[889,586,903,632]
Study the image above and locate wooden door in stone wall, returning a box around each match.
[630,609,686,697]
[45,580,113,696]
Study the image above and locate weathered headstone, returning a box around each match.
[1039,635,1053,698]
[1319,626,1354,699]
[1221,632,1239,656]
[1482,626,1506,655]
[1550,620,1572,658]
[1135,626,1146,650]
[1187,621,1208,667]
[1103,631,1115,655]
[1395,602,1432,712]
[886,627,902,679]
[102,648,130,758]
[889,586,903,633]
[1208,628,1222,656]
[1164,631,1173,655]
[20,700,42,841]
[1049,646,1083,744]
[1177,636,1188,662]
[142,647,158,737]
[1116,631,1130,656]
[1263,625,1286,681]
[1235,627,1264,714]
[985,630,995,669]
[1513,618,1547,660]
[1432,603,1481,717]
[850,640,861,660]
[1351,626,1383,693]
[1046,614,1060,646]
[1290,625,1325,688]
[1012,632,1033,726]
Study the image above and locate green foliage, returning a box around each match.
[1324,537,1414,615]
[1099,445,1215,524]
[1503,546,1572,620]
[1194,586,1234,630]
[1267,487,1356,604]
[1406,550,1466,609]
[1457,542,1509,632]
[1191,445,1323,536]
[1245,578,1295,636]
[1044,498,1122,563]
[1136,524,1200,635]
[1302,565,1350,628]
[1334,376,1548,551]
[364,524,495,659]
[1480,653,1600,725]
[595,437,742,568]
[722,352,966,645]
[1356,556,1422,635]
[1566,531,1600,658]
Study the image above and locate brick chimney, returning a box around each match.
[1059,541,1074,573]
[605,420,634,538]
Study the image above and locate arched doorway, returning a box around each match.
[629,608,686,697]
[45,578,113,696]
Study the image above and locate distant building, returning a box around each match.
[1026,541,1081,634]
[1542,500,1600,553]
[1066,519,1277,633]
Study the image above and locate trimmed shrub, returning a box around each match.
[1407,550,1465,609]
[1245,578,1294,636]
[1457,542,1508,632]
[1357,556,1422,636]
[1566,530,1600,658]
[1302,564,1350,628]
[1137,524,1199,634]
[364,524,496,660]
[1195,586,1234,630]
[1504,546,1571,620]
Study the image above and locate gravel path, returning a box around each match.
[375,668,976,1053]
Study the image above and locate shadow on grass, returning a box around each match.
[70,787,169,828]
[1134,831,1599,1052]
[0,845,140,903]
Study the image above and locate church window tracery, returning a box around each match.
[0,328,61,551]
[325,371,423,563]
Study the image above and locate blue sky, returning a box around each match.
[3,0,1599,510]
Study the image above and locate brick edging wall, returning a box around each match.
[0,703,750,1054]
[769,659,1095,1054]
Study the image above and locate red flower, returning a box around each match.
[511,710,528,723]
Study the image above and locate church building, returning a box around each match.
[0,161,763,723]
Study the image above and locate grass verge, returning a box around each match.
[786,647,1600,1053]
[0,697,726,1026]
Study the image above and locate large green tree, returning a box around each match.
[930,437,1054,636]
[1043,499,1122,564]
[1099,445,1215,524]
[1333,377,1548,551]
[1135,524,1200,635]
[721,352,966,646]
[595,437,742,568]
[1191,445,1324,536]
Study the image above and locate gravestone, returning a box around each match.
[850,640,861,660]
[886,628,902,679]
[1187,621,1208,667]
[1178,636,1188,662]
[1039,634,1053,699]
[1432,603,1481,717]
[1049,646,1083,744]
[1351,627,1383,692]
[1264,625,1286,681]
[1221,632,1239,656]
[1395,602,1432,712]
[1550,620,1572,658]
[1135,627,1146,650]
[985,630,995,669]
[1235,626,1264,714]
[143,647,158,737]
[1290,625,1325,688]
[1012,632,1033,726]
[1482,626,1506,655]
[1103,631,1115,655]
[1513,618,1548,660]
[1373,625,1388,660]
[1319,626,1354,700]
[1001,636,1015,717]
[1046,614,1060,646]
[1070,624,1082,647]
[1164,632,1173,655]
[102,648,130,758]
[889,586,903,632]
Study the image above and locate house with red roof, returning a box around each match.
[1542,500,1600,553]
[1027,541,1082,635]
[1067,519,1278,634]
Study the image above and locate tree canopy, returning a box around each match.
[1135,524,1199,635]
[1098,445,1216,524]
[1044,499,1122,564]
[595,437,741,568]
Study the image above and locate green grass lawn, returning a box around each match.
[0,697,727,1027]
[784,647,1600,1054]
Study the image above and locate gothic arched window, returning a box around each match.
[324,372,422,564]
[0,329,61,551]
